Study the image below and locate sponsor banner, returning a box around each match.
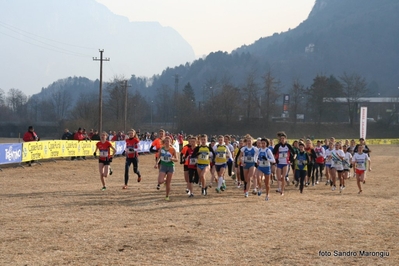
[360,107,367,140]
[114,141,125,155]
[22,141,44,162]
[0,143,22,165]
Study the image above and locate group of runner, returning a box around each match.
[93,129,372,201]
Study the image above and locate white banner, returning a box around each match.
[360,107,368,139]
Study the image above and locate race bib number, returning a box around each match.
[161,155,171,162]
[127,147,135,154]
[259,160,270,167]
[200,154,209,160]
[217,153,226,158]
[100,150,108,157]
[244,156,254,163]
[357,162,365,169]
[189,158,197,165]
[279,152,287,160]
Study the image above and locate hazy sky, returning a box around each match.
[95,0,315,57]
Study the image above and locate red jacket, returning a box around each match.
[23,131,38,142]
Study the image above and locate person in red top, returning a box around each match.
[73,127,86,160]
[180,135,196,197]
[94,132,116,191]
[122,129,141,189]
[23,126,40,142]
[23,126,40,166]
[150,129,165,162]
[178,132,184,152]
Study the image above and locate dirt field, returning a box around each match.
[1,145,398,265]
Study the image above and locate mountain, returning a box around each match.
[0,0,195,95]
[233,0,399,96]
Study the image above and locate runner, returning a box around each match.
[214,135,232,193]
[257,138,276,200]
[313,140,326,184]
[192,134,215,196]
[352,144,371,194]
[241,134,259,197]
[154,136,178,201]
[182,136,198,197]
[122,129,141,189]
[331,142,345,192]
[294,142,310,193]
[354,138,372,184]
[234,138,246,189]
[305,139,317,186]
[273,132,296,196]
[342,144,352,183]
[180,135,193,195]
[94,132,116,191]
[324,141,334,186]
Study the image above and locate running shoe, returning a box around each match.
[312,183,315,186]
[122,185,127,189]
[185,188,190,194]
[273,175,277,181]
[204,187,208,196]
[208,183,212,188]
[265,195,269,201]
[358,190,362,194]
[198,182,202,187]
[332,185,336,191]
[276,189,281,193]
[340,186,343,193]
[295,182,299,187]
[215,188,221,193]
[252,189,257,195]
[316,181,319,184]
[101,186,106,191]
[221,183,226,190]
[244,192,249,198]
[363,180,366,184]
[231,173,236,180]
[156,184,160,190]
[292,180,295,185]
[257,190,262,196]
[285,176,289,182]
[237,182,241,189]
[325,180,329,185]
[165,196,170,201]
[109,168,113,175]
[220,186,225,192]
[137,175,141,182]
[189,193,194,198]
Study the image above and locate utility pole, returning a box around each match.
[93,49,110,133]
[121,80,131,133]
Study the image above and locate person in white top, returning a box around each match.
[342,144,352,182]
[352,144,371,194]
[240,134,259,198]
[257,138,276,201]
[324,141,335,186]
[330,142,346,192]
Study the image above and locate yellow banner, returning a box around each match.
[22,141,44,162]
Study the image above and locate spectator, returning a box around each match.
[23,126,40,166]
[73,127,86,160]
[23,126,40,142]
[61,128,73,140]
[88,129,94,140]
[91,130,100,140]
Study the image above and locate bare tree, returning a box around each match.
[6,88,28,119]
[50,89,72,121]
[261,70,281,122]
[289,79,305,124]
[242,71,259,119]
[340,72,368,126]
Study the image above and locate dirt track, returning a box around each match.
[1,145,398,265]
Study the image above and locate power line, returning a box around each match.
[0,20,96,50]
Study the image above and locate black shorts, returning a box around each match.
[99,159,110,165]
[183,165,188,171]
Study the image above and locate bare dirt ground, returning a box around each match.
[1,145,398,265]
